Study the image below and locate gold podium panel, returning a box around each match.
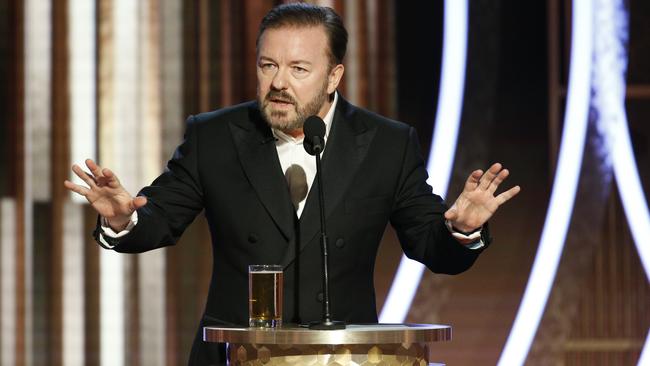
[204,324,451,366]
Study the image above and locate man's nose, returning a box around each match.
[271,68,288,90]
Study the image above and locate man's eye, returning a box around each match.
[293,66,308,75]
[261,63,276,70]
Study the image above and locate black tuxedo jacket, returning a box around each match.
[105,96,490,365]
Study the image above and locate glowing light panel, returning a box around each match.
[380,0,468,323]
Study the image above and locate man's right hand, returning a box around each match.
[64,158,147,232]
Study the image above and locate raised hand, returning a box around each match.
[444,163,520,233]
[64,159,147,231]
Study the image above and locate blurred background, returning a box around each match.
[1,0,649,365]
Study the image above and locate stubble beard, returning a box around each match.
[259,80,329,132]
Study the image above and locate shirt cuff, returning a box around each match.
[98,211,138,248]
[445,219,485,250]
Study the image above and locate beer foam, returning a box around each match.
[250,271,282,274]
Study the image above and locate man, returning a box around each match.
[65,3,520,365]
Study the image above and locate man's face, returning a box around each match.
[257,26,343,132]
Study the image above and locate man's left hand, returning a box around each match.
[444,162,521,233]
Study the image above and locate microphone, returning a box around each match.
[302,115,346,330]
[303,116,326,155]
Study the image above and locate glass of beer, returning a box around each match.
[248,264,283,328]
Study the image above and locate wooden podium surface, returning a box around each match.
[204,323,451,365]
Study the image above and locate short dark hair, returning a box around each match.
[256,3,348,67]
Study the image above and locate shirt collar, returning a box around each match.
[272,92,338,144]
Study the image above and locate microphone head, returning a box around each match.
[303,115,326,155]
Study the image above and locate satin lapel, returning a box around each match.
[229,107,295,242]
[280,99,377,267]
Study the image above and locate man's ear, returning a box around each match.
[327,64,345,94]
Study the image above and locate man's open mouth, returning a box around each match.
[270,98,293,104]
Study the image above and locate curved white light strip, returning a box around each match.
[592,0,650,284]
[613,139,650,278]
[612,91,650,366]
[497,0,593,364]
[590,1,650,363]
[639,333,650,366]
[380,0,467,323]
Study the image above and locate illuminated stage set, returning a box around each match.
[0,1,648,365]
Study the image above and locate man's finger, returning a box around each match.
[478,162,502,190]
[488,168,510,194]
[464,169,483,191]
[71,164,98,188]
[85,158,104,179]
[495,185,521,205]
[92,167,119,188]
[64,180,90,197]
[101,168,122,188]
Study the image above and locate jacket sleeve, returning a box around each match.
[94,115,205,253]
[389,126,491,274]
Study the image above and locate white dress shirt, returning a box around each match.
[272,92,337,217]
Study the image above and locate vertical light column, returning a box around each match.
[344,0,359,104]
[66,2,96,363]
[160,0,184,157]
[138,1,166,365]
[68,0,97,196]
[366,1,378,109]
[140,0,161,183]
[1,200,16,366]
[62,202,85,366]
[25,0,52,203]
[99,250,124,366]
[24,0,53,364]
[160,0,183,361]
[100,0,169,363]
[98,0,139,364]
[111,0,140,194]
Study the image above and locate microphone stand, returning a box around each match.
[309,138,346,330]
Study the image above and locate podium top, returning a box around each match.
[203,323,451,345]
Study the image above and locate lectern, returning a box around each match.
[204,323,451,365]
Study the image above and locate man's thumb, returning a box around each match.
[444,208,457,221]
[132,196,148,210]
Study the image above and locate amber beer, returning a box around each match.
[248,265,283,327]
